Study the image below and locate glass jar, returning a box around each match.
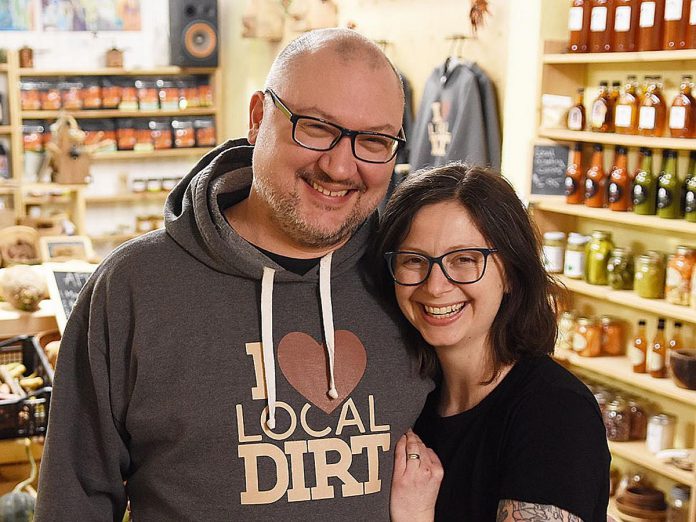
[543,231,566,273]
[557,310,577,352]
[607,247,634,290]
[604,398,630,442]
[573,316,602,357]
[593,387,613,418]
[668,484,691,522]
[665,245,696,306]
[585,230,614,285]
[600,315,624,355]
[646,413,676,453]
[635,253,666,299]
[627,398,648,440]
[564,233,588,279]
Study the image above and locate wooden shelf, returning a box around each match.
[530,195,696,235]
[86,192,168,204]
[18,66,216,77]
[89,232,141,243]
[0,64,8,72]
[557,350,696,406]
[557,274,696,324]
[544,49,696,64]
[0,300,56,338]
[0,184,18,195]
[92,147,213,160]
[608,440,694,485]
[21,108,215,119]
[0,125,12,135]
[538,128,696,151]
[23,183,87,193]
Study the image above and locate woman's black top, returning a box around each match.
[414,356,610,521]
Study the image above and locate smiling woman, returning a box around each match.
[372,164,611,522]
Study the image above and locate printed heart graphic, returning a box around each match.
[277,330,367,414]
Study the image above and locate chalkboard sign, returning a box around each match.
[531,144,570,195]
[44,263,98,334]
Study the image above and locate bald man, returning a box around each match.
[35,28,431,521]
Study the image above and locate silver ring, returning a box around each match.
[407,453,420,460]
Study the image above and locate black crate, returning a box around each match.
[0,336,54,440]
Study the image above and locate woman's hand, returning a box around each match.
[390,429,444,522]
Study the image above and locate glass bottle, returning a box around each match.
[669,75,695,138]
[585,144,607,207]
[627,398,648,439]
[686,169,696,221]
[639,76,667,137]
[601,314,626,354]
[687,0,696,47]
[609,145,632,210]
[574,316,602,356]
[615,75,640,134]
[666,248,695,305]
[657,150,683,218]
[635,253,666,298]
[604,398,631,441]
[543,232,566,273]
[592,81,614,132]
[590,0,616,51]
[567,88,587,131]
[585,230,614,284]
[667,321,684,376]
[607,246,635,289]
[614,0,641,51]
[667,484,690,522]
[564,233,589,278]
[649,318,667,378]
[631,319,648,373]
[663,0,689,48]
[566,142,585,204]
[611,81,622,106]
[569,0,593,52]
[638,0,666,51]
[632,148,658,214]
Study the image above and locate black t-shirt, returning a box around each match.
[414,356,610,522]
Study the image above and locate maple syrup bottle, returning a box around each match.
[669,75,695,138]
[567,88,587,131]
[649,318,667,378]
[569,0,593,52]
[638,76,667,137]
[663,0,689,48]
[614,0,641,51]
[608,146,632,210]
[615,75,640,134]
[592,81,615,132]
[585,144,608,207]
[590,0,616,51]
[566,143,586,204]
[637,0,666,50]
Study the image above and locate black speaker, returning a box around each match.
[169,0,219,67]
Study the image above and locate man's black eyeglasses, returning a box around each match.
[384,248,499,286]
[265,88,405,164]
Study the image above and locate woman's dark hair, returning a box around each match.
[371,163,562,382]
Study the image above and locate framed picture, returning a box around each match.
[39,235,94,263]
[44,262,98,334]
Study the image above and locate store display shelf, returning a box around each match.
[18,66,217,77]
[0,300,56,338]
[23,183,87,193]
[21,108,215,119]
[557,275,696,324]
[557,350,696,406]
[89,232,142,244]
[86,192,169,204]
[543,48,696,64]
[23,195,71,206]
[92,147,213,160]
[530,195,696,235]
[0,64,8,72]
[538,128,696,151]
[608,440,694,486]
[0,125,12,135]
[0,184,18,195]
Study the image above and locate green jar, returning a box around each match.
[585,230,614,285]
[686,176,696,223]
[632,149,657,215]
[634,254,665,299]
[607,247,634,290]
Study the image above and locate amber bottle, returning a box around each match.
[637,0,666,51]
[638,76,667,137]
[615,75,640,134]
[592,81,615,132]
[669,75,695,138]
[567,88,587,131]
[614,0,641,51]
[569,0,593,52]
[590,0,616,51]
[566,143,586,204]
[631,319,648,373]
[663,0,689,49]
[585,144,607,207]
[609,146,632,210]
[649,318,667,378]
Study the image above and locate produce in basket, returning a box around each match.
[0,265,48,312]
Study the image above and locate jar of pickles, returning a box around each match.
[557,310,577,352]
[573,316,601,357]
[606,247,634,290]
[665,246,696,306]
[585,230,614,285]
[635,253,666,299]
[604,398,630,442]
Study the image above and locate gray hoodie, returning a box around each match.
[35,139,432,521]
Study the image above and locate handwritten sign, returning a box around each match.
[531,144,570,195]
[44,263,98,334]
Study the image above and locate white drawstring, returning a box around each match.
[319,252,339,400]
[260,267,277,429]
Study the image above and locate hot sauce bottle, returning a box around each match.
[590,0,616,51]
[592,81,615,132]
[669,75,695,138]
[631,319,648,373]
[638,0,666,50]
[649,318,667,378]
[567,88,587,131]
[685,150,696,221]
[638,76,667,137]
[609,146,632,210]
[633,148,658,215]
[614,0,641,51]
[566,142,586,204]
[663,0,689,48]
[657,149,683,218]
[615,75,640,134]
[585,144,607,207]
[569,0,593,52]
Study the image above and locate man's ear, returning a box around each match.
[248,90,266,144]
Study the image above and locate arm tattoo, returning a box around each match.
[496,500,583,522]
